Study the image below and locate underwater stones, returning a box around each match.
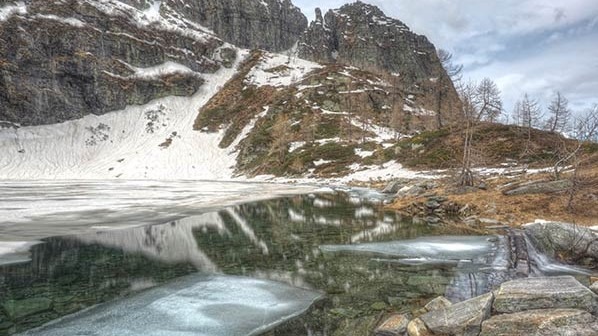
[419,292,493,336]
[374,313,410,336]
[406,318,433,336]
[2,298,52,320]
[493,276,598,314]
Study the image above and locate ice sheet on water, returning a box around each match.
[320,236,497,262]
[0,180,317,243]
[21,274,322,336]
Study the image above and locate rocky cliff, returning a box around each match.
[165,0,307,52]
[298,1,460,126]
[0,0,238,126]
[299,1,444,82]
[0,0,307,127]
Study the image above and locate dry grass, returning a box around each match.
[387,164,598,227]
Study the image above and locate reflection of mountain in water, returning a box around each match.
[1,191,593,336]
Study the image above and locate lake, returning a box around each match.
[0,181,592,335]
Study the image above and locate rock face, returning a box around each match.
[299,2,440,79]
[165,0,307,51]
[0,0,235,126]
[297,1,460,121]
[524,221,598,262]
[493,276,598,314]
[419,292,493,336]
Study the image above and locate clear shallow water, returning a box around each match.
[0,186,593,336]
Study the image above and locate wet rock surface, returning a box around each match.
[375,275,598,336]
[493,276,598,314]
[419,293,493,336]
[524,221,598,262]
[480,309,598,336]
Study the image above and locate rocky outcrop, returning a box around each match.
[524,221,598,263]
[376,276,598,336]
[297,1,460,123]
[493,276,598,314]
[298,2,439,78]
[480,309,598,336]
[0,0,236,126]
[501,179,572,195]
[419,292,493,336]
[165,0,307,51]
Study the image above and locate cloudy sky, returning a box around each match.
[294,0,598,115]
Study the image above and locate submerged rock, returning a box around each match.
[419,292,493,336]
[406,318,432,336]
[480,309,598,336]
[493,276,598,314]
[375,313,410,336]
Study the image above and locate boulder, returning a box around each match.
[406,318,433,336]
[382,180,406,194]
[419,292,493,336]
[493,276,598,314]
[480,309,598,336]
[423,296,452,312]
[523,221,598,260]
[375,314,410,336]
[502,179,572,195]
[590,282,598,295]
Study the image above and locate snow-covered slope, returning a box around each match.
[0,57,244,180]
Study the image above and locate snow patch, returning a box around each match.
[245,53,321,88]
[0,2,26,21]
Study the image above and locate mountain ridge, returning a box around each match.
[0,0,462,180]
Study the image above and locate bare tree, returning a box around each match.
[438,49,463,83]
[457,81,478,186]
[474,78,503,122]
[514,93,542,147]
[557,106,598,210]
[545,91,571,133]
[436,49,463,129]
[455,78,504,186]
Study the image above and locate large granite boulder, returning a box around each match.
[493,276,598,314]
[524,221,598,261]
[419,292,493,336]
[480,309,598,336]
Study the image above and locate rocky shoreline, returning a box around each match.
[375,178,598,336]
[375,276,598,336]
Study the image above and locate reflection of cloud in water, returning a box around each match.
[76,213,230,271]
